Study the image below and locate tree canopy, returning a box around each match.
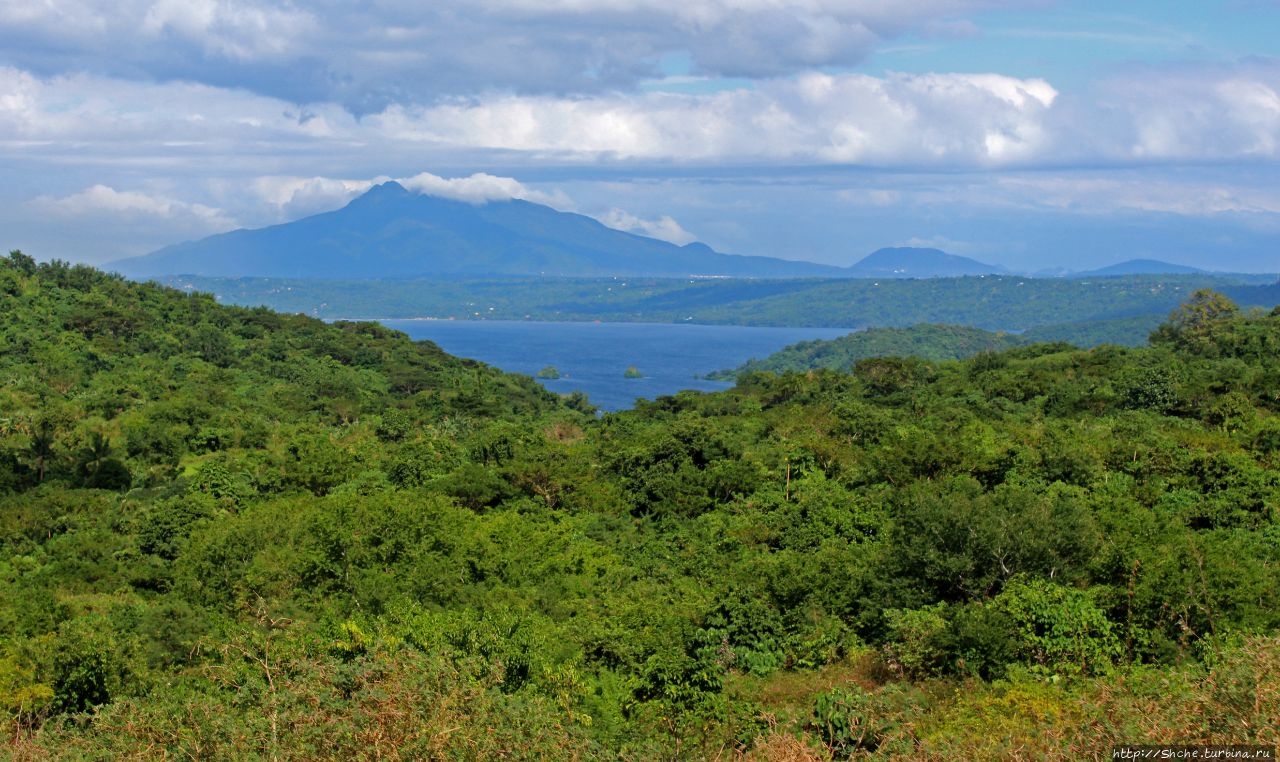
[3,250,1280,758]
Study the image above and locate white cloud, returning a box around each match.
[898,235,975,254]
[27,185,235,229]
[830,169,1280,221]
[5,56,1278,175]
[1,0,314,63]
[371,61,1280,171]
[838,188,903,206]
[398,172,574,209]
[0,1,1026,109]
[599,208,697,244]
[249,176,378,219]
[372,71,1059,166]
[991,175,1280,217]
[14,184,239,262]
[0,67,42,134]
[142,0,316,61]
[0,66,357,148]
[0,0,110,44]
[1215,79,1280,156]
[1068,61,1280,162]
[244,172,579,221]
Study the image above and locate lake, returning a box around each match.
[384,320,853,411]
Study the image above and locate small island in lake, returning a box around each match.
[537,365,561,379]
[623,365,643,379]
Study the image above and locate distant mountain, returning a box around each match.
[1075,259,1205,277]
[111,182,848,280]
[847,247,1005,278]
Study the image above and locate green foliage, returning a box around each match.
[881,604,950,679]
[0,655,53,732]
[4,256,1280,757]
[1151,289,1242,355]
[48,615,137,714]
[809,684,920,757]
[1115,364,1179,412]
[374,408,413,441]
[886,478,1097,602]
[710,323,1024,379]
[992,577,1122,678]
[188,459,254,507]
[386,437,462,488]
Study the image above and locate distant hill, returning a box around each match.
[1222,280,1280,308]
[846,247,1005,277]
[165,273,1265,335]
[110,182,848,280]
[706,316,1168,380]
[1076,259,1204,276]
[706,324,1025,379]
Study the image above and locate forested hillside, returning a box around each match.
[154,272,1276,331]
[706,324,1027,379]
[708,318,1172,380]
[3,251,1280,759]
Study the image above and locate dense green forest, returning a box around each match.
[4,250,1280,759]
[707,319,1174,380]
[707,325,1028,379]
[155,272,1277,337]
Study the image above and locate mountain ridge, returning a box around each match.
[847,247,1005,277]
[111,182,852,280]
[120,184,1236,282]
[1073,258,1205,277]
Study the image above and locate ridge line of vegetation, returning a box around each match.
[150,272,1279,330]
[705,317,1173,380]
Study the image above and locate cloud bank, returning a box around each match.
[4,60,1277,172]
[0,1,1022,110]
[27,185,234,230]
[374,71,1059,165]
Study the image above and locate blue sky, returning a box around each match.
[870,2,1280,85]
[1,0,1278,273]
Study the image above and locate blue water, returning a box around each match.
[384,320,852,411]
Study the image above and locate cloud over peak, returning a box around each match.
[399,172,574,208]
[599,208,698,244]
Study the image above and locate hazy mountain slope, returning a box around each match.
[1076,259,1205,276]
[846,247,1005,277]
[111,182,849,279]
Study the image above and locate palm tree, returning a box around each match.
[77,431,112,478]
[28,421,56,483]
